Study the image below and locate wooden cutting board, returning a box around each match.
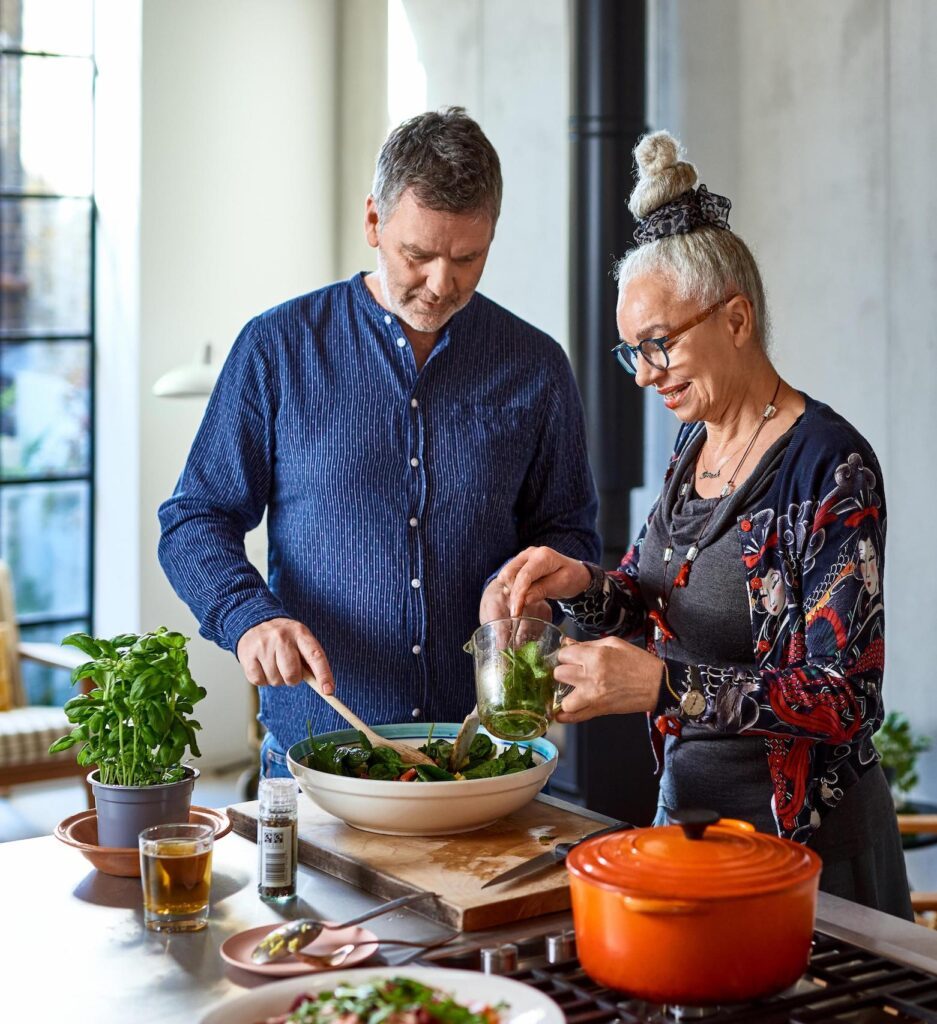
[227,794,615,931]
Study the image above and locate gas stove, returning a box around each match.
[421,929,937,1022]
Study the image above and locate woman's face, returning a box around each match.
[616,274,744,424]
[857,538,880,597]
[759,567,785,616]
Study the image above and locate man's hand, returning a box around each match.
[236,617,335,694]
[479,576,552,624]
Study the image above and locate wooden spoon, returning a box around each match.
[305,678,435,766]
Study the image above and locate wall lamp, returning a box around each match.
[152,343,218,398]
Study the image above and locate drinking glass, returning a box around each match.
[139,823,214,932]
[464,617,564,741]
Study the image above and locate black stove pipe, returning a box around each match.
[560,0,659,826]
[569,0,647,566]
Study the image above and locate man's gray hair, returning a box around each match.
[372,106,502,226]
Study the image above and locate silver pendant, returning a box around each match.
[686,545,699,562]
[663,546,674,564]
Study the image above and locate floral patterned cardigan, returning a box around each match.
[563,394,886,842]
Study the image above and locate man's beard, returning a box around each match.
[377,262,465,335]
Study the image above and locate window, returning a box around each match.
[0,0,94,704]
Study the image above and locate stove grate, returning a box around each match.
[422,932,937,1023]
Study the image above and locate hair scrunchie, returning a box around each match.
[633,184,732,245]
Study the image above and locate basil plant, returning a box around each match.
[49,628,207,787]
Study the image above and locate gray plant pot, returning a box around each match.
[89,766,199,849]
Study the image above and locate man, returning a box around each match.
[158,107,599,777]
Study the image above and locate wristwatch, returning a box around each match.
[679,667,706,720]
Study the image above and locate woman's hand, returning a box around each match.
[497,546,592,618]
[479,577,551,624]
[553,637,663,723]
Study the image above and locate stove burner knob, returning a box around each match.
[498,943,519,972]
[546,930,577,963]
[480,943,519,974]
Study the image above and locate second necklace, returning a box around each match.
[649,374,782,646]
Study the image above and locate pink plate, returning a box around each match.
[220,923,380,978]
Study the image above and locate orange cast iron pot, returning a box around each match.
[566,810,822,1006]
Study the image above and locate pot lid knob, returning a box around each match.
[669,808,720,840]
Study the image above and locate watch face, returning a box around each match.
[680,689,706,718]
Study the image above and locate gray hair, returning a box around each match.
[615,132,771,347]
[372,106,502,226]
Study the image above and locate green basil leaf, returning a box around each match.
[48,734,79,754]
[61,633,103,659]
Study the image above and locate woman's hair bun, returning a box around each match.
[629,130,698,221]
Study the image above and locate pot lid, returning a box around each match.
[566,809,821,900]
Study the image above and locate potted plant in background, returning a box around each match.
[874,711,932,811]
[49,627,207,848]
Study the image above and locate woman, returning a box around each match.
[499,131,912,919]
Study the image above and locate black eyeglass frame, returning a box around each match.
[611,293,738,375]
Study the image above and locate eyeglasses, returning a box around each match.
[611,294,737,375]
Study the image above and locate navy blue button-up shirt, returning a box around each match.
[158,273,599,749]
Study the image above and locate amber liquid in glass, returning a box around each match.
[141,841,212,919]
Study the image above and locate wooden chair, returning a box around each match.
[0,561,92,807]
[897,812,937,926]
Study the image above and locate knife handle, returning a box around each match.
[554,822,632,862]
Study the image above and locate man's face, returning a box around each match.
[365,189,494,336]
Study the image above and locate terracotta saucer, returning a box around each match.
[220,923,380,978]
[54,805,232,877]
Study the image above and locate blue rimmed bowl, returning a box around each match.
[287,723,557,836]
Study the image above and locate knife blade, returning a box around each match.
[480,822,630,889]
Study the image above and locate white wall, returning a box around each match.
[95,0,142,635]
[650,0,937,796]
[395,0,570,347]
[95,0,341,769]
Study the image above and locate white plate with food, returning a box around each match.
[287,724,558,836]
[199,964,564,1024]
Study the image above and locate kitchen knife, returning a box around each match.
[480,822,630,889]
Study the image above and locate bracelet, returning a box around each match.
[580,560,606,600]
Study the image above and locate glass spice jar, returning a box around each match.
[257,777,298,902]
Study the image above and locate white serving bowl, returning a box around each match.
[287,723,557,836]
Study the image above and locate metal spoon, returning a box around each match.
[293,933,458,969]
[251,891,438,964]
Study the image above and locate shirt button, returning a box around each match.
[411,707,422,718]
[384,314,392,324]
[410,398,419,408]
[411,578,421,589]
[410,457,419,467]
[412,644,422,654]
[409,517,418,527]
[396,337,407,347]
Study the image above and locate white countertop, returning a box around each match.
[3,807,937,1022]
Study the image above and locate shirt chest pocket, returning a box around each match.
[430,401,537,500]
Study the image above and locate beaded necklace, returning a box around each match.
[649,376,782,675]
